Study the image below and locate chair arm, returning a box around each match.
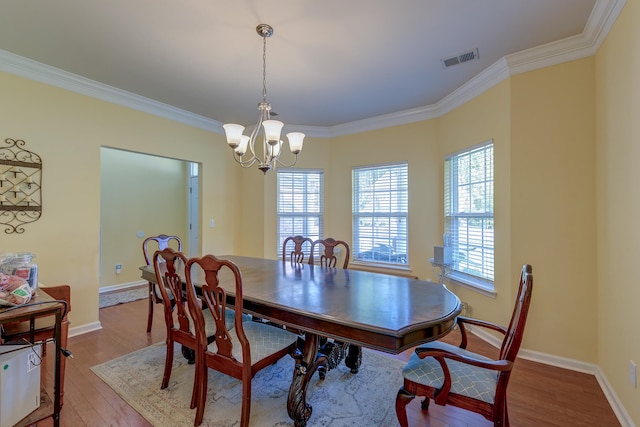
[456,315,507,349]
[457,315,507,334]
[415,346,512,371]
[415,345,513,405]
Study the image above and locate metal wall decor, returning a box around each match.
[0,138,42,234]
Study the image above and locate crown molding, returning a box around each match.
[0,49,224,133]
[309,0,627,137]
[324,103,441,137]
[0,0,625,138]
[504,0,626,76]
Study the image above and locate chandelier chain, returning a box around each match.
[262,35,267,102]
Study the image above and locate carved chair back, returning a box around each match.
[309,238,351,269]
[282,235,313,264]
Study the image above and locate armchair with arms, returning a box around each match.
[395,264,533,427]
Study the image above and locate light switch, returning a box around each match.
[209,218,215,228]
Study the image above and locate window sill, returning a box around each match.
[349,261,417,278]
[446,272,497,298]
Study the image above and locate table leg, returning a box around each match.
[317,339,348,380]
[344,344,362,373]
[287,332,325,427]
[181,345,196,364]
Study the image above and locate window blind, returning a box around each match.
[352,162,408,264]
[277,169,323,257]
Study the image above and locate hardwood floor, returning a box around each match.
[35,297,620,426]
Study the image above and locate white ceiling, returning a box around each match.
[0,0,620,136]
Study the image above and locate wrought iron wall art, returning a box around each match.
[0,138,42,234]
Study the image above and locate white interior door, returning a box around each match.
[188,164,199,257]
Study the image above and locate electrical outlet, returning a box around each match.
[115,264,122,274]
[630,361,637,388]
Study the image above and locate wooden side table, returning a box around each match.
[0,292,64,427]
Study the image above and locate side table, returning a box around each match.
[0,292,64,427]
[429,258,452,286]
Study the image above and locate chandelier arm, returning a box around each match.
[274,153,300,168]
[232,153,259,168]
[247,119,261,160]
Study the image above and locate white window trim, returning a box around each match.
[446,271,497,298]
[444,140,494,288]
[352,162,409,267]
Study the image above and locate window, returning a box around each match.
[352,163,408,265]
[277,169,323,257]
[444,141,494,287]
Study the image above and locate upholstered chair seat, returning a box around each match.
[207,320,299,363]
[402,340,498,404]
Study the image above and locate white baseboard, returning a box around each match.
[69,282,144,339]
[470,327,635,427]
[69,321,102,338]
[99,280,146,294]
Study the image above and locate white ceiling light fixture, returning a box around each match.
[223,24,305,174]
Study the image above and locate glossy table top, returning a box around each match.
[141,255,461,353]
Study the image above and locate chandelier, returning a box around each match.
[223,24,305,174]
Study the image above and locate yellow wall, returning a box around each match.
[100,148,189,286]
[437,80,514,326]
[511,58,598,361]
[596,0,640,421]
[326,121,441,280]
[0,71,238,328]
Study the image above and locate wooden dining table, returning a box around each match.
[140,255,461,427]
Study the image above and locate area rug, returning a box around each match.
[91,342,405,426]
[99,287,147,308]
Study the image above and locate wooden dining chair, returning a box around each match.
[395,264,534,427]
[184,254,299,427]
[142,234,182,332]
[282,235,313,264]
[309,237,351,269]
[152,247,234,409]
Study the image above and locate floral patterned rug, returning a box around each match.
[99,287,147,308]
[91,342,404,426]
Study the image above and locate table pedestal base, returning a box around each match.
[287,334,364,426]
[288,333,321,426]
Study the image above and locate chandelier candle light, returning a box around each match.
[223,24,305,174]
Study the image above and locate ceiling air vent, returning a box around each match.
[441,48,479,69]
